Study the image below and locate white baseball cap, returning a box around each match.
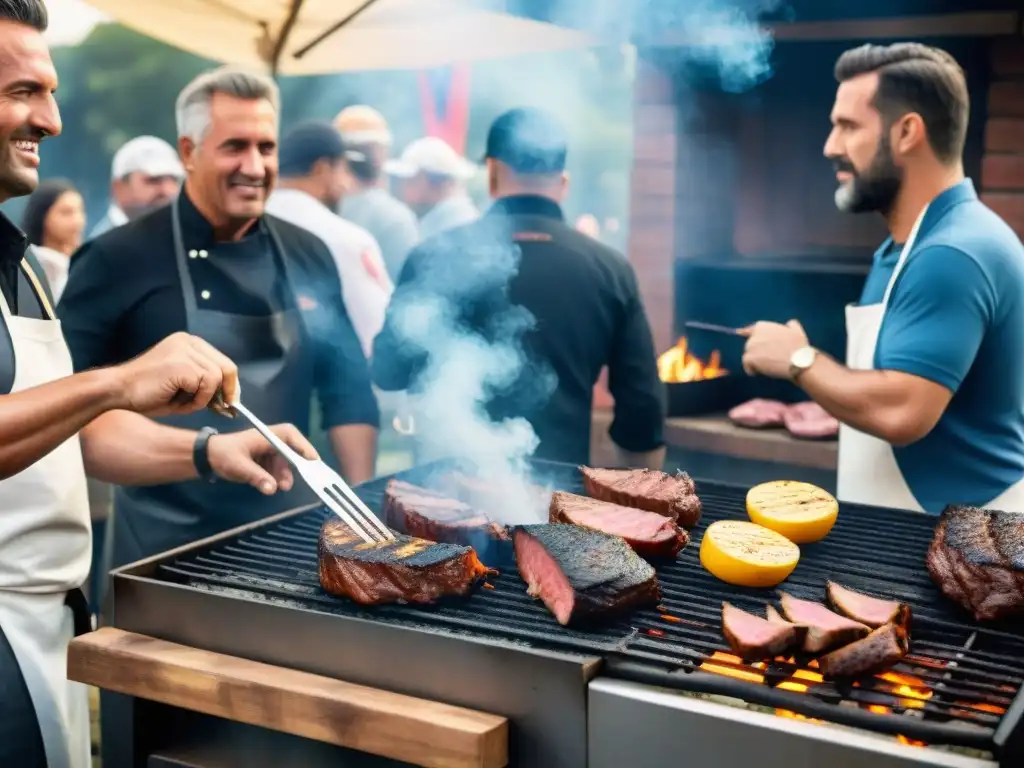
[111,136,185,180]
[384,137,477,181]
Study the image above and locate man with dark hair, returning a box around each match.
[333,105,419,280]
[0,9,319,767]
[372,107,666,469]
[266,120,392,356]
[742,42,1024,515]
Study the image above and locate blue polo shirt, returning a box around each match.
[858,180,1024,513]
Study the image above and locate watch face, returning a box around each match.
[793,347,816,369]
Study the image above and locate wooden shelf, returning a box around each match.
[70,628,508,768]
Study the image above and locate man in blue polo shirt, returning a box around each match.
[741,42,1024,514]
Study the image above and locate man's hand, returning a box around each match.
[114,332,240,417]
[742,320,810,379]
[207,424,320,495]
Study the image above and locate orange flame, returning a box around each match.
[698,651,937,748]
[657,336,728,383]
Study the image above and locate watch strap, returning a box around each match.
[193,426,219,483]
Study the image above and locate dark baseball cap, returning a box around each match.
[279,120,346,176]
[483,107,568,174]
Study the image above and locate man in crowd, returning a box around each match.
[59,66,380,572]
[0,5,318,766]
[88,134,183,238]
[385,136,479,241]
[372,107,666,468]
[742,42,1024,514]
[266,120,393,357]
[334,104,419,280]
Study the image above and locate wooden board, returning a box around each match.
[663,416,838,471]
[69,628,508,768]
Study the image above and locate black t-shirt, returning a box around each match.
[372,194,665,464]
[57,194,379,430]
[0,214,56,394]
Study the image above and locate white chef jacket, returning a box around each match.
[266,188,393,357]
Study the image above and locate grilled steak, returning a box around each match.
[826,582,911,630]
[382,479,510,556]
[926,505,1024,621]
[783,402,839,440]
[778,593,870,653]
[319,517,488,606]
[818,623,908,678]
[721,602,803,659]
[513,523,660,626]
[548,491,688,559]
[728,398,787,429]
[579,466,702,527]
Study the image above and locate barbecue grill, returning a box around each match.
[93,460,1024,768]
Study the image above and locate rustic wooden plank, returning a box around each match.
[989,81,1024,118]
[985,118,1024,153]
[982,153,1024,190]
[663,416,838,471]
[653,12,1019,45]
[69,628,508,768]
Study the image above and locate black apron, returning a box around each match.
[109,198,317,570]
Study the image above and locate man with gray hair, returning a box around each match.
[89,134,183,239]
[60,65,380,574]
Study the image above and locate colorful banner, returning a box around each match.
[417,63,472,154]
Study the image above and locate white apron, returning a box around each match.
[837,207,1024,513]
[0,259,92,768]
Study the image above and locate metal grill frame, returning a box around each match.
[102,461,1024,767]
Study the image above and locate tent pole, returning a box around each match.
[292,0,383,60]
[269,0,308,77]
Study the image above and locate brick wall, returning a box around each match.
[627,58,678,356]
[981,38,1024,238]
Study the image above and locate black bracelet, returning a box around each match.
[193,426,219,483]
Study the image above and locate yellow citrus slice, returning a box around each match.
[699,520,800,588]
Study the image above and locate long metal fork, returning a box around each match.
[230,400,395,544]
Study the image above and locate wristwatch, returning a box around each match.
[789,346,818,381]
[193,426,220,483]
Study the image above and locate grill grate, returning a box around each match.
[153,461,1024,753]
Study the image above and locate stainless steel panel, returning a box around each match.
[588,679,996,768]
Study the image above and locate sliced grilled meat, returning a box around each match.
[721,602,803,659]
[382,479,510,559]
[778,593,870,653]
[319,518,488,606]
[548,491,688,559]
[818,623,909,678]
[764,604,809,650]
[579,466,702,527]
[926,505,1024,621]
[513,523,660,626]
[826,582,911,630]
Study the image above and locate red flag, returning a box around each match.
[417,63,472,154]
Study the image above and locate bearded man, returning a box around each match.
[741,42,1024,515]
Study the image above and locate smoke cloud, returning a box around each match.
[374,0,785,524]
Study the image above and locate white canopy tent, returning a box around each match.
[81,0,595,75]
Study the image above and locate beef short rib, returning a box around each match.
[818,623,908,678]
[319,517,488,606]
[778,592,871,653]
[382,479,510,559]
[721,602,804,659]
[579,466,702,527]
[513,523,660,626]
[926,505,1024,621]
[548,491,688,559]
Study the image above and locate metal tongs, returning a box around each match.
[210,391,394,545]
